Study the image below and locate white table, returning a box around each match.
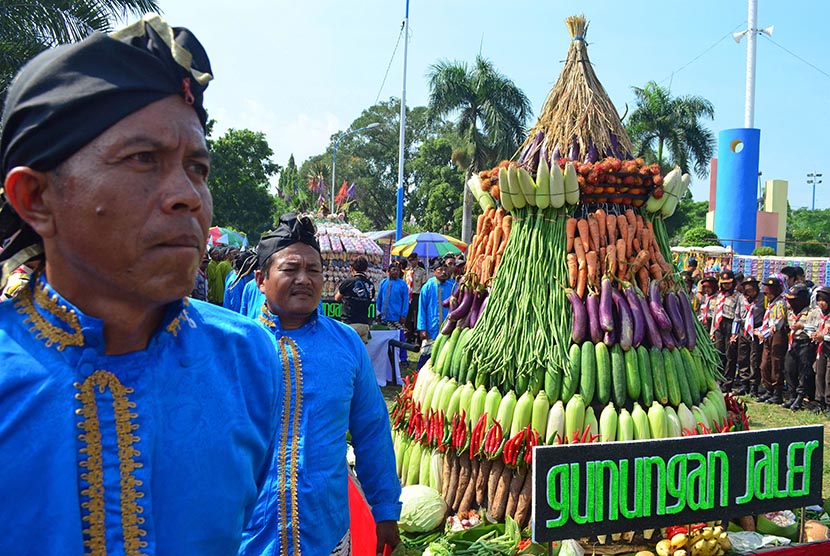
[366,329,402,386]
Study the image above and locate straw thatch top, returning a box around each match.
[520,14,633,166]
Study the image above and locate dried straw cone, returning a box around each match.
[522,14,633,161]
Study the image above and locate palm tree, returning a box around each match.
[626,81,715,178]
[427,55,531,242]
[1,0,160,98]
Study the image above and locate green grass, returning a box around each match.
[740,396,830,499]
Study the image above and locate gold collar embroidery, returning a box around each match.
[14,281,83,351]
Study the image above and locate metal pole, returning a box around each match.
[331,139,339,214]
[395,0,410,241]
[744,0,758,128]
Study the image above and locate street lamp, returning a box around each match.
[807,172,823,210]
[331,122,380,213]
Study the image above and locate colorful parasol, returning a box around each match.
[391,232,463,259]
[208,226,248,248]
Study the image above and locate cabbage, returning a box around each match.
[399,485,447,533]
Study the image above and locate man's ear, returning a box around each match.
[255,269,264,291]
[3,167,56,238]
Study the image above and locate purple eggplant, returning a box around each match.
[603,326,617,347]
[448,287,474,321]
[624,286,646,347]
[540,137,551,167]
[609,132,624,159]
[468,290,485,328]
[638,292,663,349]
[586,291,603,343]
[566,288,588,344]
[441,316,456,335]
[611,287,633,351]
[664,291,687,346]
[648,280,672,331]
[443,296,452,309]
[584,140,599,163]
[552,145,561,163]
[568,135,580,161]
[600,277,615,332]
[677,290,697,351]
[659,327,676,349]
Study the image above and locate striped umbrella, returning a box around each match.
[391,232,462,259]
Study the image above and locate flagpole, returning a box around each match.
[395,0,409,241]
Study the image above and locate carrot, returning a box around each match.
[497,235,508,256]
[567,253,578,288]
[490,463,513,521]
[631,249,650,274]
[493,207,503,227]
[494,253,502,270]
[616,216,628,253]
[577,264,589,299]
[489,227,504,257]
[650,263,664,281]
[600,246,608,277]
[476,457,492,506]
[574,232,586,266]
[626,224,635,258]
[514,468,534,528]
[625,208,636,228]
[586,250,599,286]
[487,459,505,511]
[637,266,650,294]
[632,235,641,254]
[502,215,512,233]
[476,213,487,234]
[587,214,601,253]
[607,244,617,277]
[635,215,644,239]
[641,227,651,256]
[616,238,627,280]
[607,215,617,245]
[566,218,578,253]
[595,210,607,247]
[577,218,591,254]
[505,467,528,520]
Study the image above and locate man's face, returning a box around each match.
[389,266,401,280]
[744,286,758,301]
[444,258,456,272]
[818,299,829,313]
[433,265,449,282]
[408,256,418,267]
[257,243,323,325]
[39,95,212,306]
[701,283,714,296]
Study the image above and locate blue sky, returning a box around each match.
[161,0,829,210]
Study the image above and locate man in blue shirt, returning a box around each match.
[224,249,256,313]
[416,258,456,369]
[0,15,280,554]
[376,261,410,365]
[240,213,401,556]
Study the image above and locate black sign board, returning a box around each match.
[320,299,376,321]
[532,426,823,542]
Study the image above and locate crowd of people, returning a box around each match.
[685,259,830,415]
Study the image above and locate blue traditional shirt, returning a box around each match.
[0,275,281,555]
[240,307,401,556]
[375,277,409,322]
[224,272,253,313]
[417,277,456,339]
[240,278,266,318]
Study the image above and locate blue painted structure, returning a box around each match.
[713,128,760,255]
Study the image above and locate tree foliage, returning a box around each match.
[626,81,715,178]
[426,55,531,241]
[785,206,830,256]
[679,227,721,248]
[207,128,280,244]
[1,0,160,99]
[664,193,709,245]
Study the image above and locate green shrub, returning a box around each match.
[802,241,827,257]
[752,246,775,256]
[679,227,722,248]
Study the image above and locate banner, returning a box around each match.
[532,426,823,542]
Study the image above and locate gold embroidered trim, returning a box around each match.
[75,371,147,556]
[259,303,276,328]
[165,298,192,337]
[276,337,304,556]
[14,282,83,351]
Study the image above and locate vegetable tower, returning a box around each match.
[390,14,748,537]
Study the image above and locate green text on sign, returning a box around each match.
[532,426,823,542]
